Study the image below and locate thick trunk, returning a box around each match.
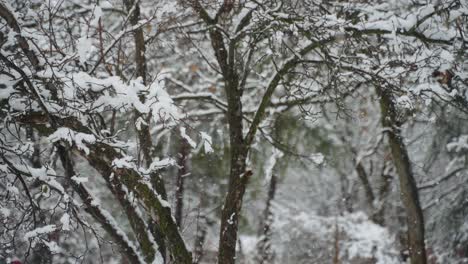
[149,173,169,262]
[378,86,427,264]
[59,142,158,262]
[215,30,250,263]
[85,143,193,264]
[217,149,251,264]
[19,113,193,264]
[216,55,253,262]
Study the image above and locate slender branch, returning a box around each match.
[418,167,466,190]
[17,112,192,264]
[56,144,145,264]
[0,3,40,68]
[244,36,336,147]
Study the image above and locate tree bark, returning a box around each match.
[217,142,251,264]
[187,3,252,262]
[186,3,335,263]
[175,137,189,227]
[85,143,192,264]
[56,145,144,264]
[256,174,277,264]
[355,161,375,209]
[123,0,169,261]
[18,113,193,264]
[377,86,427,264]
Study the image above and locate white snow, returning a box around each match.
[180,127,197,148]
[310,153,324,165]
[24,225,57,239]
[89,199,146,264]
[0,75,16,99]
[200,132,214,153]
[60,213,71,231]
[77,36,93,65]
[447,135,468,153]
[48,127,96,155]
[91,6,103,26]
[112,156,136,169]
[274,211,400,264]
[147,158,175,171]
[43,240,62,253]
[0,207,11,217]
[135,116,148,131]
[71,176,88,183]
[64,71,181,124]
[396,95,413,110]
[100,1,113,9]
[264,149,283,183]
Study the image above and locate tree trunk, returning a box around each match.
[175,137,189,227]
[123,0,169,261]
[256,174,277,264]
[355,161,376,210]
[377,86,427,264]
[217,149,251,264]
[213,26,251,264]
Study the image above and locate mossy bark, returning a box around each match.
[377,86,427,264]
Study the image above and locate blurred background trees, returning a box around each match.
[0,0,467,263]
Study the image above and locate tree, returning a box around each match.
[1,0,467,264]
[0,1,190,263]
